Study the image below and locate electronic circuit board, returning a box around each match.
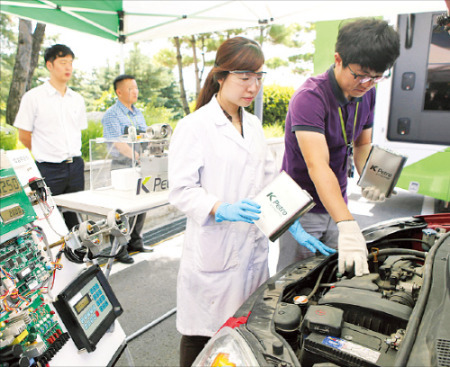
[1,230,69,364]
[0,231,51,300]
[0,167,36,234]
[0,292,70,363]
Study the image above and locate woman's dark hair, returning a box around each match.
[196,37,264,110]
[335,18,400,73]
[44,44,75,63]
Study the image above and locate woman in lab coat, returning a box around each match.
[169,37,332,367]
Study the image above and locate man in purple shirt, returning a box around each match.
[277,18,400,276]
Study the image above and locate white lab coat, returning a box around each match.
[168,96,277,336]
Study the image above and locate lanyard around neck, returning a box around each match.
[126,112,137,128]
[338,102,359,146]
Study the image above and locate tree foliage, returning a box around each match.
[266,57,289,69]
[261,23,315,76]
[1,14,17,122]
[247,84,295,126]
[174,36,191,115]
[80,120,104,160]
[0,123,18,150]
[6,19,45,125]
[153,48,177,69]
[126,44,176,105]
[1,14,184,125]
[1,12,314,133]
[163,23,314,108]
[267,24,303,48]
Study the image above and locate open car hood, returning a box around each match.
[195,214,450,367]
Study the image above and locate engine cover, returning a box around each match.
[319,287,412,335]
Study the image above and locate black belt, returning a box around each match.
[37,157,81,165]
[61,156,81,164]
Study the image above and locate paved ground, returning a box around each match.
[110,237,182,367]
[109,176,431,367]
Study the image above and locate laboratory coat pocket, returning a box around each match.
[195,225,239,272]
[252,230,269,265]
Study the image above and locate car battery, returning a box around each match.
[300,322,398,367]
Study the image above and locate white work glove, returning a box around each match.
[361,186,385,202]
[337,220,369,276]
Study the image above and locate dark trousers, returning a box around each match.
[111,157,146,247]
[179,335,210,367]
[128,212,146,246]
[36,157,84,231]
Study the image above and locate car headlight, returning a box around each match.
[193,327,259,367]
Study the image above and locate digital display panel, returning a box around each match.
[0,176,22,198]
[0,204,25,224]
[423,14,450,111]
[74,294,92,315]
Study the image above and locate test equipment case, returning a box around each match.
[53,265,123,353]
[1,151,127,365]
[89,123,172,194]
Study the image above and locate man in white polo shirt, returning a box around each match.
[14,44,87,231]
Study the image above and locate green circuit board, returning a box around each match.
[0,290,67,358]
[0,167,36,234]
[0,160,69,363]
[1,231,69,361]
[25,294,65,346]
[0,231,51,300]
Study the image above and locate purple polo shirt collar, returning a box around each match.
[328,65,363,106]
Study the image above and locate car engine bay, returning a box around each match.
[231,214,450,367]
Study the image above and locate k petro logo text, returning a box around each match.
[267,192,288,217]
[370,165,393,180]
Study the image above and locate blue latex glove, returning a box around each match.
[289,220,336,256]
[215,199,261,224]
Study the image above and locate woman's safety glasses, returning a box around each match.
[228,70,267,86]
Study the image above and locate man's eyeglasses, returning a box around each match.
[347,64,391,84]
[228,71,266,86]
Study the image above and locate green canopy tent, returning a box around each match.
[2,0,445,44]
[3,0,322,118]
[1,1,445,119]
